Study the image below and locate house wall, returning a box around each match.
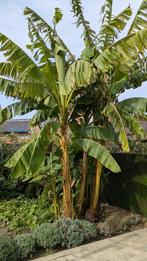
[0,133,31,143]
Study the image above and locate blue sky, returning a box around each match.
[0,0,146,116]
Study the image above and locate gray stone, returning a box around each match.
[96,204,143,236]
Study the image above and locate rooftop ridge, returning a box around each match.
[5,119,31,121]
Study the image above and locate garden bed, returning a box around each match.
[0,201,147,261]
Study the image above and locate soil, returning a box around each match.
[0,221,15,237]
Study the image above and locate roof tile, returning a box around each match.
[0,119,30,133]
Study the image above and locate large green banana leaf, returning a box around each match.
[0,62,17,79]
[119,98,147,119]
[94,29,147,72]
[64,60,97,95]
[110,58,147,94]
[24,7,74,60]
[0,33,41,81]
[0,78,16,97]
[98,5,132,50]
[71,0,96,46]
[101,0,113,25]
[0,78,49,100]
[0,102,32,124]
[81,126,117,141]
[6,122,51,179]
[76,138,121,173]
[128,0,147,34]
[71,124,116,142]
[103,103,130,152]
[120,110,146,139]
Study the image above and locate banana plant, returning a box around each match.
[70,0,147,213]
[0,7,98,217]
[0,0,147,217]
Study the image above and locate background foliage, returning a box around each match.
[0,196,55,232]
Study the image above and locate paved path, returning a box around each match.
[33,228,147,261]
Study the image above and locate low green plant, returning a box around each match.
[34,218,97,249]
[0,235,17,261]
[15,233,36,260]
[34,222,61,249]
[56,218,84,248]
[0,196,55,232]
[56,218,97,248]
[0,219,97,261]
[79,220,97,241]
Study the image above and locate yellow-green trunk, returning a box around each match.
[60,129,73,218]
[90,161,102,211]
[78,151,87,215]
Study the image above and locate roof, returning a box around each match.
[0,119,30,133]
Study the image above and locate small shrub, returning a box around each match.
[34,222,61,249]
[15,233,36,260]
[34,219,97,250]
[56,218,97,248]
[0,235,17,261]
[56,218,84,248]
[79,220,97,241]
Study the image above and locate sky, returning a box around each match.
[0,0,146,117]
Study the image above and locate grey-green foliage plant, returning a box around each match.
[34,222,61,249]
[56,218,97,248]
[34,218,97,249]
[15,234,36,260]
[0,219,97,261]
[0,0,147,217]
[0,235,17,261]
[79,219,97,241]
[56,218,85,248]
